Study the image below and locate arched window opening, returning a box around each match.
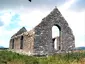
[52,25,60,50]
[20,36,23,49]
[12,39,14,49]
[52,26,59,38]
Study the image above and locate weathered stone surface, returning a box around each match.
[12,27,27,38]
[33,7,75,55]
[9,29,35,55]
[9,7,75,56]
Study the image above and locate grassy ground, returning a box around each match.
[0,50,85,64]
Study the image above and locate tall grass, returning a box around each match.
[0,50,85,64]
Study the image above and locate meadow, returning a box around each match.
[0,50,85,64]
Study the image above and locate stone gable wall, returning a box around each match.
[33,8,75,55]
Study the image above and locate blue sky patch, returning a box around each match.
[11,14,20,22]
[5,14,21,30]
[70,0,85,11]
[0,20,4,26]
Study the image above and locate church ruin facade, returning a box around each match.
[9,8,75,55]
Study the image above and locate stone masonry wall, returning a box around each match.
[33,8,75,55]
[9,30,35,55]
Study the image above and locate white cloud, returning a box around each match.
[58,8,85,47]
[0,25,20,47]
[0,12,11,26]
[59,0,78,10]
[18,9,50,31]
[0,40,7,47]
[0,10,18,27]
[0,10,21,47]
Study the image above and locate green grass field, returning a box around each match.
[0,50,85,64]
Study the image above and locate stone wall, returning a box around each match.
[33,8,75,55]
[9,30,35,55]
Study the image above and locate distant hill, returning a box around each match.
[74,47,85,50]
[0,46,8,50]
[0,46,4,48]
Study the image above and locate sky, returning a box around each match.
[0,0,85,48]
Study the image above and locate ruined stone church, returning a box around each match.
[9,7,75,55]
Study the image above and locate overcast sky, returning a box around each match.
[0,0,85,47]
